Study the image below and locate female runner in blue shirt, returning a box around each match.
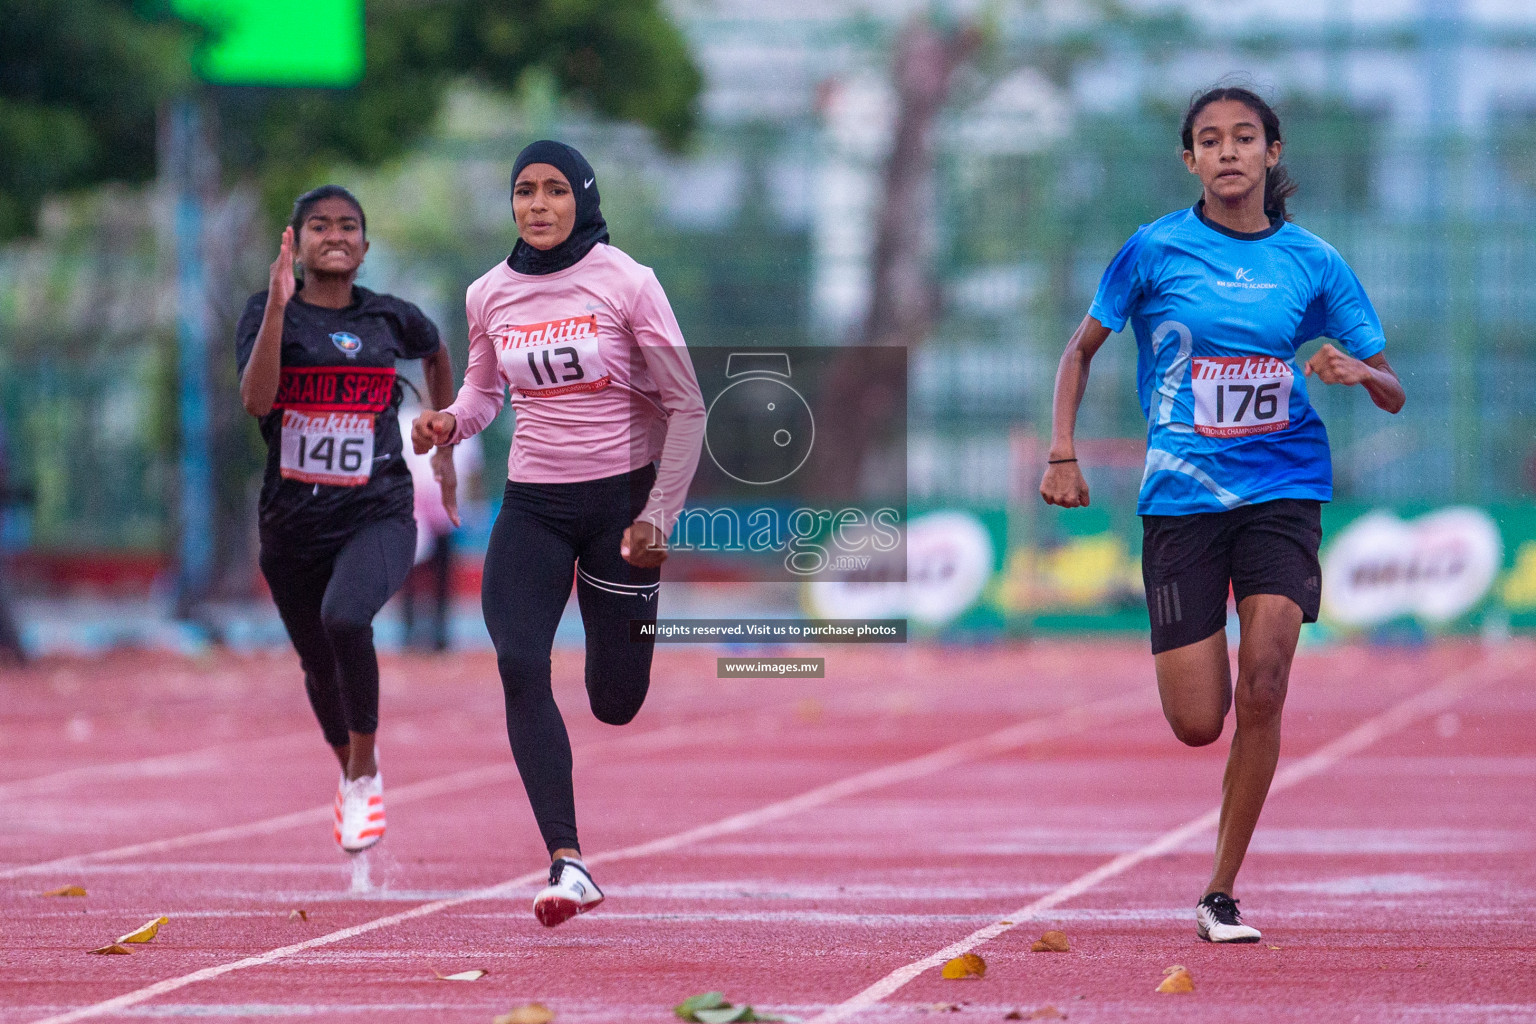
[1041,86,1405,943]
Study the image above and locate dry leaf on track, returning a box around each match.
[1155,965,1194,993]
[434,968,488,981]
[42,885,87,897]
[289,909,309,922]
[940,953,986,979]
[118,916,169,944]
[493,1004,554,1024]
[1030,930,1070,952]
[88,943,132,955]
[1006,1008,1066,1021]
[922,1005,962,1014]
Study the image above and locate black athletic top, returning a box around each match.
[236,285,441,555]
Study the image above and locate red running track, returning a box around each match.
[2,641,1533,1022]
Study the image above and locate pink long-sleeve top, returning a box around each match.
[444,243,705,533]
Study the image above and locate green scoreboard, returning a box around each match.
[171,0,365,87]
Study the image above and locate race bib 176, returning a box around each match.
[496,315,612,397]
[280,410,375,486]
[1191,356,1294,438]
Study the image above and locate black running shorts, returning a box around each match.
[1140,498,1322,655]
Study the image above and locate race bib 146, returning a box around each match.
[496,314,611,397]
[1191,356,1293,438]
[280,410,375,486]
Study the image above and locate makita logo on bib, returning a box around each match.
[497,315,598,350]
[1216,267,1277,290]
[1191,356,1292,381]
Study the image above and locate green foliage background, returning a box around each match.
[0,0,191,239]
[0,0,700,241]
[0,0,703,565]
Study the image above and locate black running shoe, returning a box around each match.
[1196,892,1262,943]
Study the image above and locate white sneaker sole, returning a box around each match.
[533,890,603,927]
[1197,921,1262,943]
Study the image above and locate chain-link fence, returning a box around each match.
[5,19,1536,568]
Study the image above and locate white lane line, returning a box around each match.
[2,648,1064,880]
[0,731,315,803]
[0,661,1083,883]
[0,711,767,882]
[806,650,1519,1024]
[22,687,1152,1024]
[0,689,517,802]
[589,689,1149,868]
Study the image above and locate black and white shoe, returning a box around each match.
[1196,892,1262,943]
[533,857,604,927]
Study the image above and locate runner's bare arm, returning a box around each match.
[1303,345,1405,414]
[421,344,460,526]
[240,228,297,418]
[422,344,455,412]
[1041,315,1114,508]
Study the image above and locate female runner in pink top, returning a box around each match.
[414,140,705,926]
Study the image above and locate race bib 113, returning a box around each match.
[1191,356,1293,438]
[280,410,375,486]
[496,315,611,397]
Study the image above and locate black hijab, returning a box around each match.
[507,140,609,275]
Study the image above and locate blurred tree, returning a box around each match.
[811,14,981,499]
[216,0,700,218]
[0,0,701,239]
[0,0,192,239]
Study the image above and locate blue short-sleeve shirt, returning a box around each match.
[1088,203,1385,516]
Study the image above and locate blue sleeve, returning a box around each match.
[1087,227,1149,332]
[1305,245,1386,360]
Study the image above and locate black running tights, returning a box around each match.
[482,465,661,855]
[260,517,416,747]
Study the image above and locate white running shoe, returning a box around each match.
[1197,892,1262,943]
[533,857,603,927]
[335,770,385,853]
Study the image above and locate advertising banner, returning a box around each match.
[803,502,1536,637]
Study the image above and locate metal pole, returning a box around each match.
[170,95,214,617]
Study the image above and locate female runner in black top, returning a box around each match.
[237,185,457,853]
